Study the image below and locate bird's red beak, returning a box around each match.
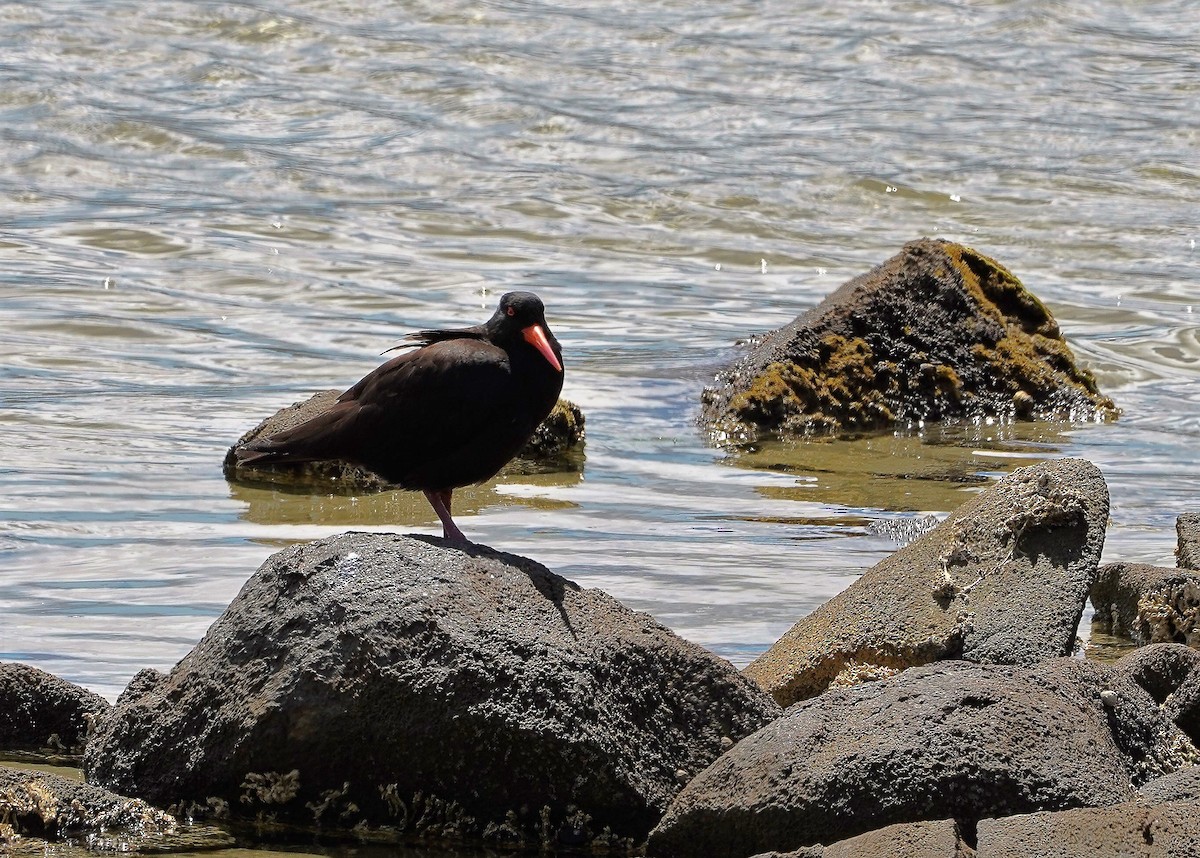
[523,324,562,372]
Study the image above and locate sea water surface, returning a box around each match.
[1,0,1198,853]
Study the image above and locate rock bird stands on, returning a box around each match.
[235,291,564,542]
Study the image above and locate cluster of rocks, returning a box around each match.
[7,460,1200,856]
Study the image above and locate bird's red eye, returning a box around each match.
[506,307,515,317]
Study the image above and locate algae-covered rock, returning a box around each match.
[700,238,1117,444]
[85,533,778,847]
[223,393,585,491]
[743,458,1109,707]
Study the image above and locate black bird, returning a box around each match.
[235,291,564,542]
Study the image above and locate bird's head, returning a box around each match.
[489,291,563,372]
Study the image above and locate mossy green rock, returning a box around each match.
[700,238,1118,444]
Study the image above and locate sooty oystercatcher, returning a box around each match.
[235,291,564,542]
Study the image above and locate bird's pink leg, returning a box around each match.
[422,488,467,543]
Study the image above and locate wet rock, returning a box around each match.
[0,663,110,761]
[646,659,1197,858]
[699,238,1117,444]
[223,393,585,490]
[0,764,231,852]
[85,533,779,847]
[974,800,1200,858]
[1091,562,1200,646]
[744,458,1108,706]
[1178,513,1200,571]
[749,818,972,858]
[1139,767,1200,804]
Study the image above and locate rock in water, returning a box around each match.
[84,534,779,846]
[744,458,1109,707]
[223,394,585,492]
[700,238,1117,444]
[0,662,110,759]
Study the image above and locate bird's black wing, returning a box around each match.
[240,339,523,487]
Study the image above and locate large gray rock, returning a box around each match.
[0,663,109,760]
[974,801,1200,858]
[744,458,1109,706]
[1091,562,1200,646]
[85,533,779,847]
[647,659,1197,858]
[699,238,1117,444]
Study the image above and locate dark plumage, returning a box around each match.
[235,291,564,542]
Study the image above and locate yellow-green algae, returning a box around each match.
[714,240,1118,441]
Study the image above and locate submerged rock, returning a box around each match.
[700,238,1117,444]
[223,393,585,490]
[647,659,1198,858]
[743,458,1109,707]
[0,663,110,761]
[1091,562,1200,647]
[84,533,778,847]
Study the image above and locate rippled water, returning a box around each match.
[1,1,1198,845]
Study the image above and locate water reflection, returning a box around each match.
[726,420,1075,512]
[230,470,583,529]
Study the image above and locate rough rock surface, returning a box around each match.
[744,458,1108,706]
[1091,562,1200,646]
[1178,513,1200,571]
[1115,644,1200,705]
[646,659,1198,858]
[1140,767,1200,804]
[223,393,585,490]
[699,238,1117,444]
[748,819,972,858]
[974,801,1200,858]
[85,533,779,847]
[1165,670,1200,745]
[0,663,110,760]
[0,764,230,852]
